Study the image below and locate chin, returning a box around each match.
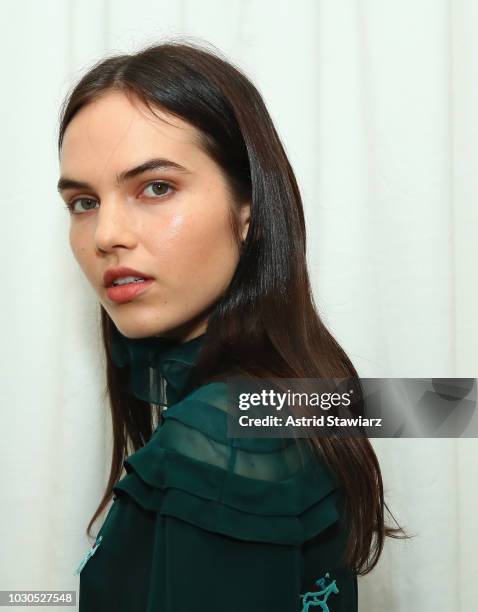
[110,316,182,340]
[107,304,208,341]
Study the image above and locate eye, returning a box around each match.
[65,198,99,214]
[141,180,174,199]
[64,181,174,215]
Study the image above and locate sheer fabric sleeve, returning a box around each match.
[112,382,346,611]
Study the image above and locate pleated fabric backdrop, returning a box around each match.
[0,1,476,610]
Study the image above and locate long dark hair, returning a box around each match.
[57,38,409,575]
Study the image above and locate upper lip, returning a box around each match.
[103,267,153,288]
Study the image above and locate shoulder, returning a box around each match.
[114,381,345,545]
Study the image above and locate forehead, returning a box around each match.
[60,90,205,176]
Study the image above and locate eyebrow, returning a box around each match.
[57,157,191,193]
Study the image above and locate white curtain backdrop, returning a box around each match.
[1,1,477,610]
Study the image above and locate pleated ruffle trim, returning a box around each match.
[112,434,344,546]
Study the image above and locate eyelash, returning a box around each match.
[64,180,175,214]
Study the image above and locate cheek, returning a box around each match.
[160,206,239,292]
[69,225,82,262]
[69,225,94,277]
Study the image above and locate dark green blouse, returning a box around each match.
[77,332,358,611]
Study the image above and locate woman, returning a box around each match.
[57,40,406,611]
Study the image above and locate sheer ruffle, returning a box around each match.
[113,382,344,546]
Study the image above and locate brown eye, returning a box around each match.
[142,181,174,198]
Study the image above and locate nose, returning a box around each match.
[94,197,137,253]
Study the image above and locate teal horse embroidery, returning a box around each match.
[299,572,339,611]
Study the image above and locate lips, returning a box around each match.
[103,266,153,288]
[106,278,155,304]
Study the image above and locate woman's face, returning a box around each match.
[58,91,250,341]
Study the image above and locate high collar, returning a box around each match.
[110,326,206,406]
